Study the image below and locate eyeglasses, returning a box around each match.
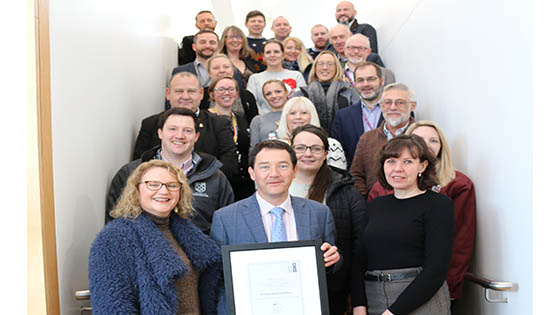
[140,180,182,191]
[355,76,379,84]
[346,46,369,52]
[316,62,335,67]
[214,87,237,93]
[381,99,410,107]
[293,144,325,154]
[226,35,242,40]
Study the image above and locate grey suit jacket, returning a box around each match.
[210,194,336,246]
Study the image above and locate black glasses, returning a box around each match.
[140,181,182,191]
[292,144,325,154]
[214,87,237,93]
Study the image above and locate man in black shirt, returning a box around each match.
[244,10,267,72]
[178,10,217,65]
[335,1,378,54]
[307,24,335,59]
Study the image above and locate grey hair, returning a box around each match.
[382,82,416,102]
[345,33,370,49]
[167,71,201,89]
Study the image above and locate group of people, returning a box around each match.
[89,2,477,315]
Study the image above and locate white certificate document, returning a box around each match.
[248,261,304,314]
[228,245,324,315]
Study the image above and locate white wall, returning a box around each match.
[235,0,532,313]
[49,0,212,313]
[369,1,532,314]
[364,0,532,314]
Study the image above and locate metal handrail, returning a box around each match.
[75,290,92,313]
[464,272,514,303]
[75,290,90,300]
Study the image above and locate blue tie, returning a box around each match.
[270,207,287,242]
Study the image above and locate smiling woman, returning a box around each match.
[209,76,254,200]
[246,41,307,114]
[289,125,366,314]
[352,135,454,315]
[282,37,313,73]
[90,160,224,314]
[292,50,360,132]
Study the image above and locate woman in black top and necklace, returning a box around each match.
[352,134,454,315]
[208,76,254,200]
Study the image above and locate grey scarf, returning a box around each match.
[306,80,348,131]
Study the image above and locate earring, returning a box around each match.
[418,173,422,177]
[174,208,179,213]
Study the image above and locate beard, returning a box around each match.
[384,112,410,127]
[348,57,365,64]
[196,49,215,59]
[361,89,380,101]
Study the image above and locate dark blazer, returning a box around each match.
[210,194,336,246]
[178,35,196,65]
[330,101,384,167]
[132,110,238,179]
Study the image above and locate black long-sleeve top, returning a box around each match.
[351,190,455,314]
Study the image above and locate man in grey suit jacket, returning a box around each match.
[210,140,341,268]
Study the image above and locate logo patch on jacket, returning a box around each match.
[194,182,206,193]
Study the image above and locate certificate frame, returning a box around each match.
[222,240,330,315]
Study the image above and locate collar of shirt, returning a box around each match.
[247,35,265,40]
[383,120,410,140]
[194,59,211,87]
[256,193,293,217]
[157,149,199,177]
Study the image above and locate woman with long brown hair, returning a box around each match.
[289,124,366,315]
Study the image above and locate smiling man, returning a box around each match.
[173,30,220,88]
[107,107,234,234]
[335,1,378,54]
[307,24,334,59]
[178,10,218,65]
[270,16,292,42]
[349,83,417,196]
[133,72,238,181]
[210,140,342,270]
[331,62,385,167]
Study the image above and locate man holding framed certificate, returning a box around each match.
[210,140,341,268]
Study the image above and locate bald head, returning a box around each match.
[345,34,371,65]
[335,1,357,24]
[271,16,292,42]
[329,24,352,55]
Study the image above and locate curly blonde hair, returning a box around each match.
[110,160,194,219]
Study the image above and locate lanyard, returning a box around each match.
[361,107,375,131]
[209,108,238,143]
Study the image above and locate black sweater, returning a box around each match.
[351,190,455,314]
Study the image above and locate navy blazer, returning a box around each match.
[210,194,336,246]
[330,101,384,167]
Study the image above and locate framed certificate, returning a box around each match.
[222,240,330,315]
